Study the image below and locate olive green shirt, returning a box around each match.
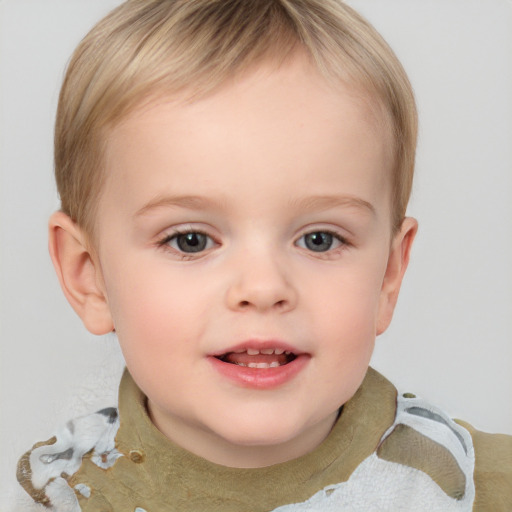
[18,368,512,511]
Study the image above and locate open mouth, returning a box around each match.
[215,348,297,369]
[210,344,308,388]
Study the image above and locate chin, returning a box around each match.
[227,430,296,448]
[213,413,314,448]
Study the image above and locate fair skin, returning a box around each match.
[49,53,417,468]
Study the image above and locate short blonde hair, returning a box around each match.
[55,0,417,236]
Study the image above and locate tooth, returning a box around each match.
[236,362,248,367]
[274,349,284,355]
[247,348,260,355]
[270,362,280,368]
[248,362,273,369]
[285,351,291,355]
[261,349,274,355]
[234,349,245,354]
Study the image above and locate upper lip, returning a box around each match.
[209,340,305,358]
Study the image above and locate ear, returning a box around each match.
[48,211,114,335]
[376,217,418,335]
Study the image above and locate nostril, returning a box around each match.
[238,299,289,310]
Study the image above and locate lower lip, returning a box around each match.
[208,355,310,389]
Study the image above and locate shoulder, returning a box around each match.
[17,407,121,511]
[375,392,476,507]
[456,419,512,511]
[374,385,512,511]
[376,387,512,511]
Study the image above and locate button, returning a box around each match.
[129,450,145,463]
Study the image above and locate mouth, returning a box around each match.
[215,348,297,369]
[209,343,309,389]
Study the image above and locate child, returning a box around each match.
[15,0,511,510]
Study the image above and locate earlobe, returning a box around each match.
[376,217,418,335]
[48,211,114,335]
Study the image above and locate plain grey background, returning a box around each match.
[1,1,511,510]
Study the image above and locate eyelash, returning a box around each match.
[156,228,218,259]
[295,229,349,256]
[156,228,350,259]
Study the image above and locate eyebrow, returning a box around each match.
[288,195,376,216]
[135,193,376,217]
[135,195,222,217]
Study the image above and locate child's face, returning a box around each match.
[87,54,415,467]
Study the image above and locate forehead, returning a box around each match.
[109,50,391,141]
[100,54,394,219]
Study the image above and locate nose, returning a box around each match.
[225,251,298,313]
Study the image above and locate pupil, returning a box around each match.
[177,233,207,253]
[305,232,332,252]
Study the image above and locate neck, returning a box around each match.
[147,402,339,468]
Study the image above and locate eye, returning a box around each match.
[164,231,215,253]
[296,231,344,253]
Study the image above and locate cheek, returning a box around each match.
[320,297,377,362]
[104,258,212,349]
[303,257,386,370]
[307,258,385,324]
